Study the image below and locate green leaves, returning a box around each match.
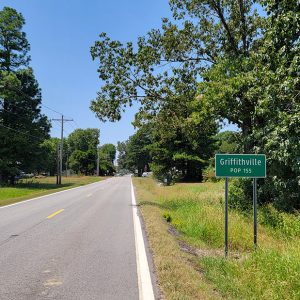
[0,7,30,71]
[98,143,116,176]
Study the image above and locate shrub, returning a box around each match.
[202,165,219,182]
[259,204,300,237]
[228,178,253,211]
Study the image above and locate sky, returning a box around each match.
[0,0,172,145]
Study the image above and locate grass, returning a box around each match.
[133,178,300,300]
[0,176,105,207]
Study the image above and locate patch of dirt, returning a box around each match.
[167,223,244,260]
[167,225,180,237]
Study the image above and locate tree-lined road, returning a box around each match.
[0,177,149,300]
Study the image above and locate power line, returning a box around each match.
[0,84,64,116]
[72,120,80,128]
[0,105,64,131]
[65,120,77,132]
[0,123,46,142]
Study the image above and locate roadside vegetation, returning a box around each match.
[0,176,104,207]
[134,178,300,300]
[92,0,300,212]
[0,7,117,185]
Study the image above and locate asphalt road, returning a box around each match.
[0,176,144,300]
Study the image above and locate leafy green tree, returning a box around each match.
[90,0,263,128]
[0,7,30,71]
[117,127,152,176]
[116,141,128,171]
[127,127,152,176]
[148,97,217,182]
[68,128,99,153]
[38,138,60,176]
[215,131,239,154]
[90,0,263,182]
[0,7,50,184]
[67,128,99,175]
[69,149,96,175]
[100,143,116,164]
[249,0,300,210]
[98,143,116,175]
[207,0,300,210]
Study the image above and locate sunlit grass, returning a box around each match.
[0,176,105,206]
[134,177,300,299]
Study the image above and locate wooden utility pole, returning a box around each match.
[96,148,100,176]
[52,115,73,184]
[56,143,60,185]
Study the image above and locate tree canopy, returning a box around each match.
[98,143,116,176]
[68,128,100,175]
[0,7,50,184]
[92,0,300,209]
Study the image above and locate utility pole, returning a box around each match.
[66,149,69,177]
[96,146,100,176]
[56,143,60,185]
[52,115,73,184]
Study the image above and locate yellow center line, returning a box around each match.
[47,209,65,219]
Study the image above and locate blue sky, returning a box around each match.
[0,0,171,145]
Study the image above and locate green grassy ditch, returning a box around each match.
[134,178,300,299]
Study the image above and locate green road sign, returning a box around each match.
[215,154,266,178]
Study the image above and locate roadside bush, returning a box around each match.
[151,163,180,185]
[259,204,300,237]
[228,178,253,211]
[202,165,219,182]
[229,178,300,237]
[259,177,300,212]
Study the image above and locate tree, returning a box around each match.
[37,138,59,176]
[90,0,264,181]
[68,150,97,176]
[148,97,217,182]
[127,127,152,176]
[90,1,263,130]
[0,7,50,184]
[214,131,239,154]
[204,0,300,210]
[68,128,99,154]
[249,0,300,210]
[98,143,116,175]
[117,127,152,176]
[67,128,100,175]
[100,143,116,164]
[0,7,30,72]
[116,141,128,171]
[0,69,50,183]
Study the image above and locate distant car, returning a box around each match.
[142,172,149,177]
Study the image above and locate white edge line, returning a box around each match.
[0,177,114,210]
[131,177,155,300]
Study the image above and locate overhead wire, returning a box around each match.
[0,123,46,142]
[0,105,63,132]
[0,85,80,134]
[0,84,63,116]
[0,85,99,164]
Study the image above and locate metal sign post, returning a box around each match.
[215,154,266,257]
[253,178,257,249]
[225,177,229,257]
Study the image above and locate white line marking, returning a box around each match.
[131,178,155,300]
[0,178,114,210]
